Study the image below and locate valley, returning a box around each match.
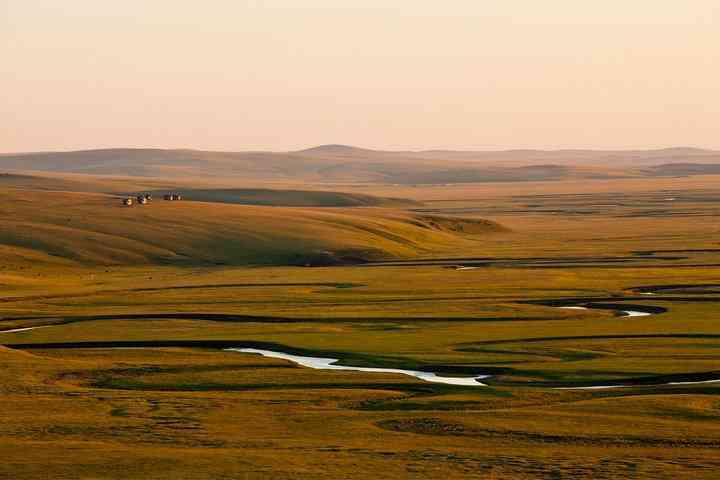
[2,168,720,478]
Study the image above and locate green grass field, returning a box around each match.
[2,176,720,478]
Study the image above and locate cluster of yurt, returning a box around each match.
[122,193,184,206]
[121,193,154,206]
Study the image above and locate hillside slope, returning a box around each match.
[0,173,113,192]
[0,174,421,207]
[168,188,420,207]
[0,190,505,267]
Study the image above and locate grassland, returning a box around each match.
[2,174,720,478]
[0,188,504,267]
[160,188,421,207]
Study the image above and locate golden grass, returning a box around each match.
[0,188,505,267]
[3,345,720,479]
[3,175,720,478]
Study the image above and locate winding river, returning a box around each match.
[0,326,49,334]
[0,299,686,390]
[558,304,655,317]
[557,378,720,390]
[228,348,489,386]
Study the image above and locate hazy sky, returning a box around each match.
[2,1,719,152]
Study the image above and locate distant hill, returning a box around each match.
[645,163,720,177]
[2,146,720,184]
[0,189,506,267]
[0,173,120,192]
[167,188,421,207]
[296,144,389,156]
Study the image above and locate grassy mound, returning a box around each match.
[0,189,505,267]
[0,173,112,192]
[160,188,420,207]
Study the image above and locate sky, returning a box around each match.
[2,1,719,152]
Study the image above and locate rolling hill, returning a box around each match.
[0,173,111,192]
[0,189,506,267]
[0,173,421,207]
[159,188,421,207]
[2,146,720,184]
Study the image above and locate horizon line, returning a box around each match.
[2,144,718,156]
